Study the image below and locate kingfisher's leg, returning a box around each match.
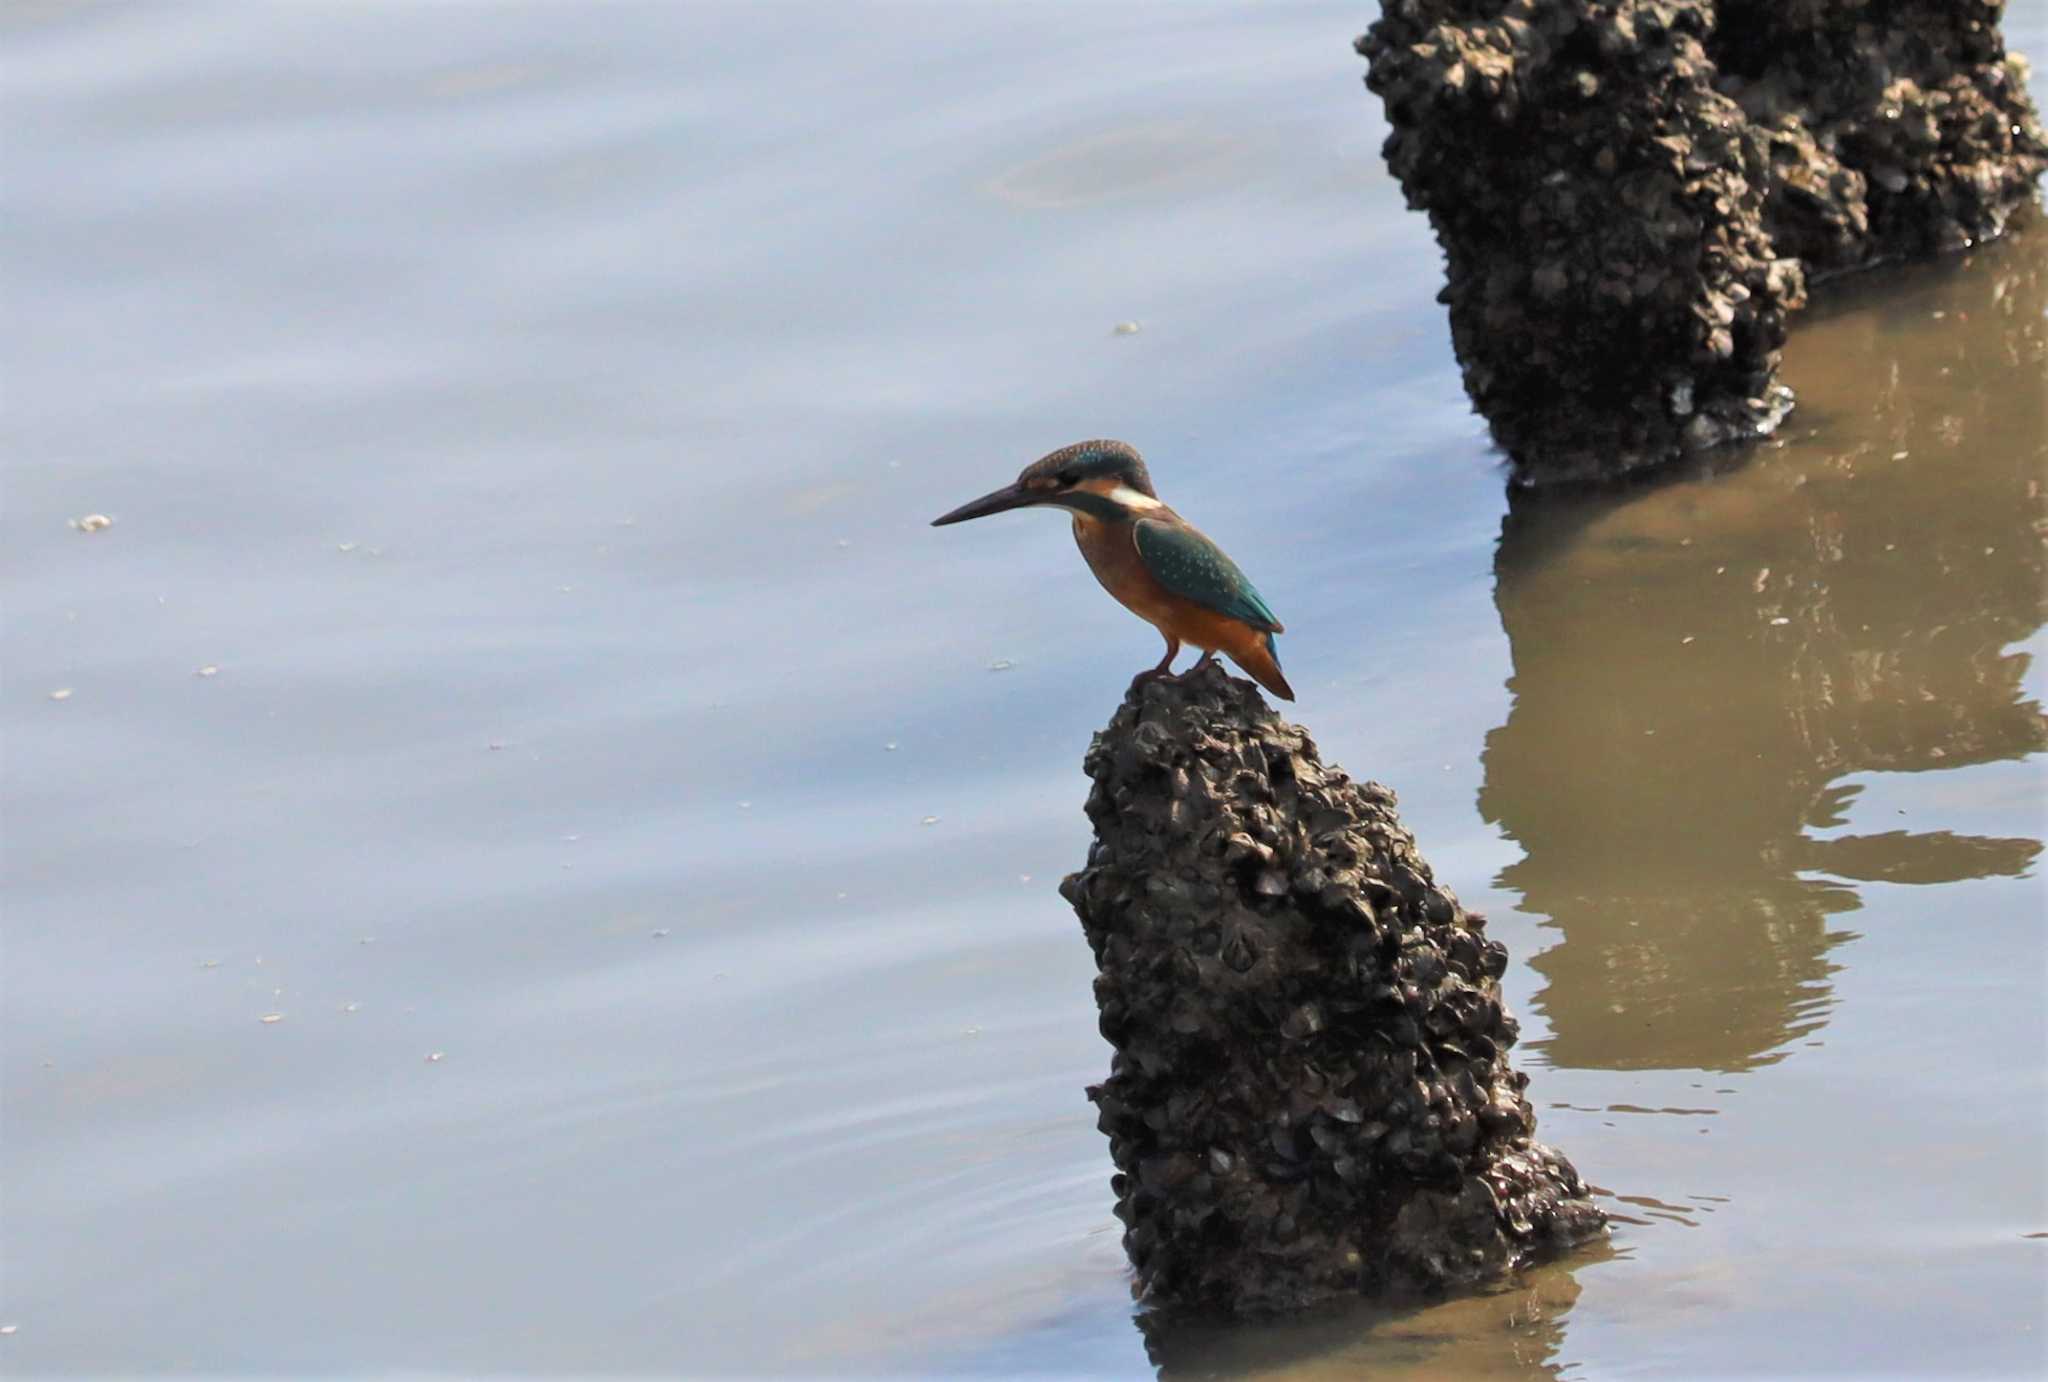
[1182,650,1218,677]
[1128,633,1181,695]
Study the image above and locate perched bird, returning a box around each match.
[932,439,1294,700]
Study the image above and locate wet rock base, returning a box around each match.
[1357,1,2047,485]
[1060,665,1604,1315]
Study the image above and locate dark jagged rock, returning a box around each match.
[1359,1,1808,484]
[1060,665,1604,1315]
[1717,1,2048,270]
[1356,1,2047,486]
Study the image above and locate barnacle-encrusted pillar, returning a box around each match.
[1060,665,1604,1315]
[1716,0,2048,271]
[1355,1,2046,486]
[1359,1,1806,485]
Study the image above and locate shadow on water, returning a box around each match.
[1480,206,2047,1073]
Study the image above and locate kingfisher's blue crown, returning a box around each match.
[1018,439,1155,497]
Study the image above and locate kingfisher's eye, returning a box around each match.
[1056,469,1079,486]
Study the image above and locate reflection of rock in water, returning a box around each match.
[1063,667,1603,1316]
[1480,216,2047,1072]
[1140,1251,1596,1379]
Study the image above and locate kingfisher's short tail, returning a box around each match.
[1235,631,1295,702]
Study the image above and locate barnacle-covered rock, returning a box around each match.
[1716,1,2047,269]
[1355,1,2046,486]
[1062,664,1604,1315]
[1359,1,1805,485]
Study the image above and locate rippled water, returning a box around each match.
[4,3,2044,1376]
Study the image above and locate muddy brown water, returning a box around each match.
[4,3,2043,1376]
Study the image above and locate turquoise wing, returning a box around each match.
[1134,518,1283,633]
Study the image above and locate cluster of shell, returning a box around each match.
[1718,0,2048,269]
[1060,664,1604,1315]
[1356,0,2046,485]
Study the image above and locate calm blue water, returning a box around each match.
[4,3,2044,1375]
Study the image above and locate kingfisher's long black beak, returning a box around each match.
[931,482,1044,526]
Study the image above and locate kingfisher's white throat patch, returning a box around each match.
[1107,483,1164,511]
[1064,474,1164,524]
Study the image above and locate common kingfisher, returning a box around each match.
[932,439,1295,701]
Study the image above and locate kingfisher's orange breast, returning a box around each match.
[1070,513,1265,659]
[1072,514,1170,620]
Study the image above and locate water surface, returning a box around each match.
[3,3,2044,1376]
